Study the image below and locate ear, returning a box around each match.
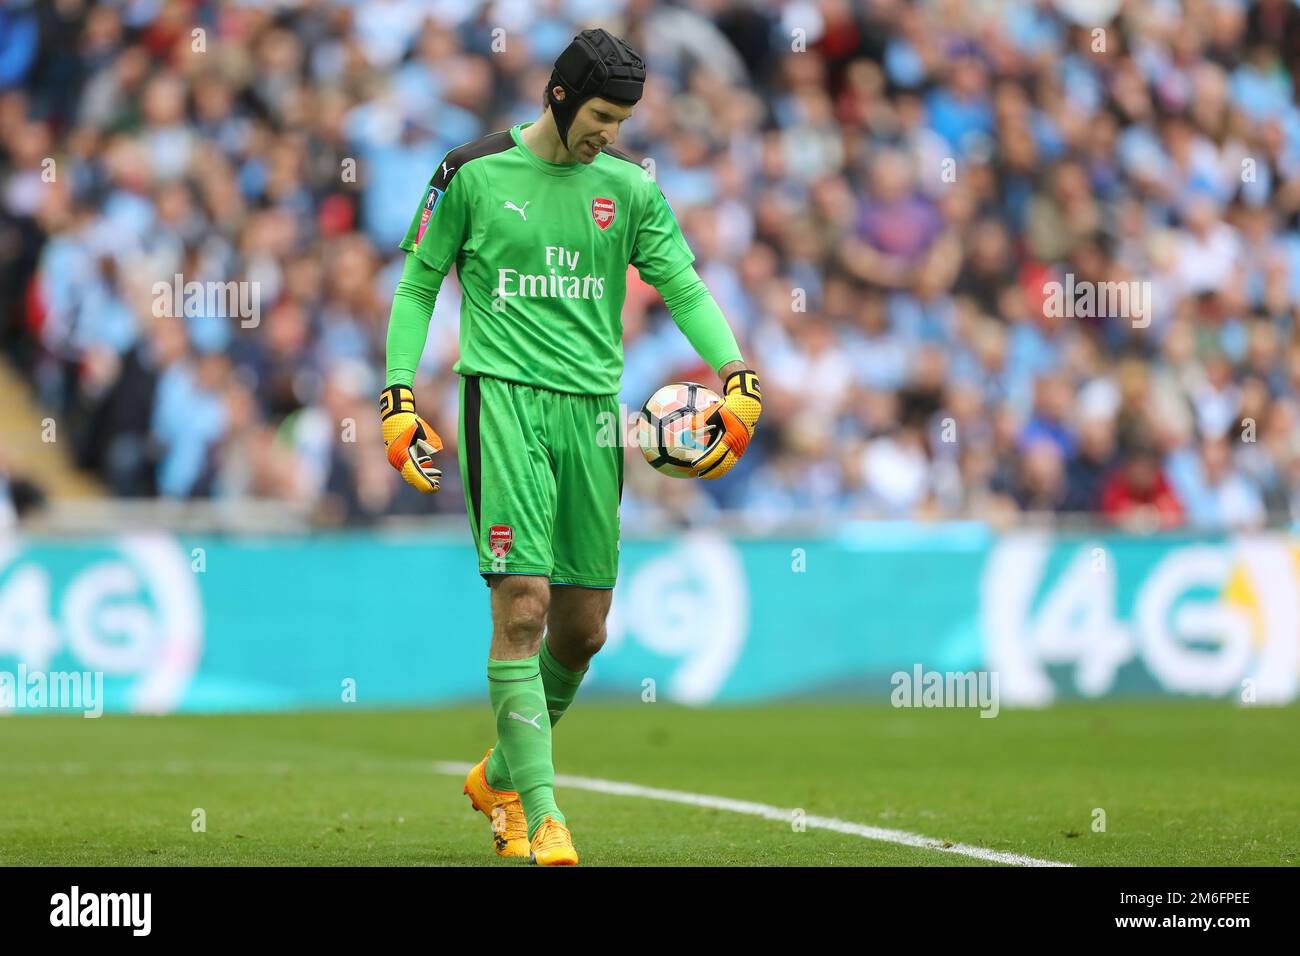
[551,86,566,103]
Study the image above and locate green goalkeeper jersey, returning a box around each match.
[398,122,696,396]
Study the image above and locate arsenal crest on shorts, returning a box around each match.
[489,525,513,558]
[592,197,616,230]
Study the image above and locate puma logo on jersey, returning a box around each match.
[504,200,530,221]
[441,162,455,179]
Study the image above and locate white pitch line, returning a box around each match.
[432,761,1071,867]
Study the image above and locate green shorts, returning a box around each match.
[458,374,623,588]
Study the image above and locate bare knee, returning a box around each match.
[576,621,608,662]
[548,620,606,671]
[490,576,549,657]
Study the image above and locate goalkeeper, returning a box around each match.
[380,28,761,865]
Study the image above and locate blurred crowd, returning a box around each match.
[2,0,1300,531]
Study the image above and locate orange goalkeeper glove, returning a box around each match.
[379,384,443,493]
[690,369,762,480]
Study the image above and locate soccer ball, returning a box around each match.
[636,382,722,477]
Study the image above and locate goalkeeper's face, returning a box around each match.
[566,96,635,163]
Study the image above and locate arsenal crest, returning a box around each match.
[489,524,513,558]
[592,197,616,230]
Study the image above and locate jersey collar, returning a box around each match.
[511,123,588,177]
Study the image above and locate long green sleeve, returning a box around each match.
[385,252,447,388]
[656,265,744,373]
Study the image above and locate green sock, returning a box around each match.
[487,655,563,838]
[485,638,587,793]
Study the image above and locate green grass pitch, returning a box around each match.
[1,701,1296,866]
